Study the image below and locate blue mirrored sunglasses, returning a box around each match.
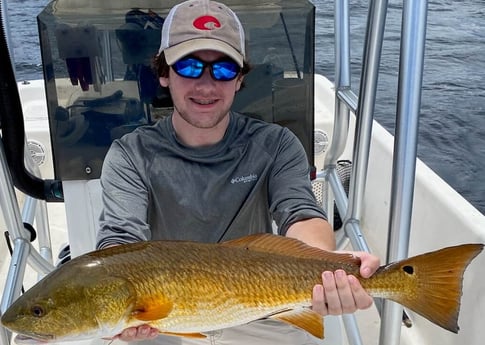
[172,56,241,81]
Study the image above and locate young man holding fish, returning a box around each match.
[97,0,380,343]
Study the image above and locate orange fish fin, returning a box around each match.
[270,308,324,339]
[370,243,483,333]
[221,234,360,266]
[160,332,206,338]
[132,298,173,321]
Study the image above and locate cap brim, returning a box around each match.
[163,38,244,67]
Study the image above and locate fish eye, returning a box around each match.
[31,305,45,317]
[402,265,414,275]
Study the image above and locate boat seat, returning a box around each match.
[63,179,102,257]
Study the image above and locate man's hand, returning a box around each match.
[311,251,379,315]
[108,324,159,342]
[285,218,381,315]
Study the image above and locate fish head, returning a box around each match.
[1,257,136,342]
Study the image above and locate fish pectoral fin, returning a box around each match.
[132,298,173,321]
[270,308,324,339]
[160,332,206,339]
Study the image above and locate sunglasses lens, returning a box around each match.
[173,58,204,78]
[212,61,240,81]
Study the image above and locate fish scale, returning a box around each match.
[98,243,319,332]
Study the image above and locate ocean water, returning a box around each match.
[313,0,485,214]
[5,0,485,214]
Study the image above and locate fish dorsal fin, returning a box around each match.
[270,308,324,339]
[132,297,173,321]
[220,234,360,265]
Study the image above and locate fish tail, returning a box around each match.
[368,243,483,333]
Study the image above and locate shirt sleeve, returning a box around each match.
[268,127,327,235]
[96,140,151,249]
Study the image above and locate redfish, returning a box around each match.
[1,234,482,342]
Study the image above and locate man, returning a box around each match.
[97,0,379,343]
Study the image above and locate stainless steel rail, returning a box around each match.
[0,137,56,345]
[0,139,25,345]
[379,1,428,344]
[345,0,388,238]
[324,0,352,167]
[321,1,428,345]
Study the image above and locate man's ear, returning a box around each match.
[159,76,169,88]
[235,75,244,92]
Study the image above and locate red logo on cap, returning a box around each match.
[193,16,221,30]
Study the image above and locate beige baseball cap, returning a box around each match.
[159,0,246,67]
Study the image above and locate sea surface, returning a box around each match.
[5,0,485,214]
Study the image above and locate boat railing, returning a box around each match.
[0,140,56,345]
[318,1,428,345]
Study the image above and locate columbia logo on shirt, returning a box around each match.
[231,174,258,184]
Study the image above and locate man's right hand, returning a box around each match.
[110,324,159,342]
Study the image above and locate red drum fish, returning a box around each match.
[1,234,482,342]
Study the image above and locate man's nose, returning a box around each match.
[196,66,217,84]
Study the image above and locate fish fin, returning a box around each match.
[160,332,206,338]
[221,234,360,266]
[132,298,173,321]
[371,243,483,333]
[270,308,324,339]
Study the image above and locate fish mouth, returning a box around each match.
[14,333,54,344]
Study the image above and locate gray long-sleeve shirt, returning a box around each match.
[96,112,326,249]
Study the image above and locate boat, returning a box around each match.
[1,0,484,345]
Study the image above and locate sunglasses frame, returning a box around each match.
[172,55,241,81]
